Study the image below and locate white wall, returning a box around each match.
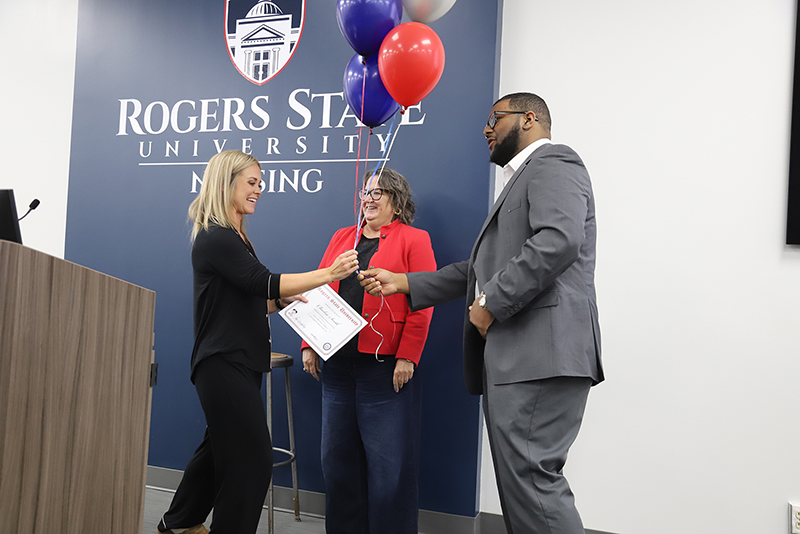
[4,1,800,533]
[481,0,800,533]
[0,0,79,258]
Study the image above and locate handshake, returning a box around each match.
[357,268,409,297]
[359,267,494,339]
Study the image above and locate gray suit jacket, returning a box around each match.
[407,143,603,395]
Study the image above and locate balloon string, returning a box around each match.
[353,127,365,247]
[356,129,373,250]
[368,295,400,363]
[354,108,402,250]
[347,70,403,357]
[353,62,371,250]
[362,115,400,362]
[349,100,403,361]
[353,128,374,250]
[378,115,402,176]
[370,294,386,362]
[371,111,400,186]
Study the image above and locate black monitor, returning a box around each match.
[0,190,23,244]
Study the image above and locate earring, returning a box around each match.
[394,208,402,215]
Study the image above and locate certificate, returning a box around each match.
[278,285,367,360]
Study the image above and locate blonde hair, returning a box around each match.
[189,150,261,243]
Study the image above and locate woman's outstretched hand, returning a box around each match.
[328,249,359,282]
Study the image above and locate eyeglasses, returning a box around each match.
[486,110,538,129]
[359,188,387,201]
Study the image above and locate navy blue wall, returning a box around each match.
[65,0,498,517]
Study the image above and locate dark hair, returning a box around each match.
[362,167,416,225]
[494,92,551,133]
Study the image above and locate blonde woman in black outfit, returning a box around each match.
[157,150,358,534]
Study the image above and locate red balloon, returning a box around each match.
[378,22,445,107]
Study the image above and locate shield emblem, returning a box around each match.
[225,0,306,85]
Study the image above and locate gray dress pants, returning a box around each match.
[483,375,592,534]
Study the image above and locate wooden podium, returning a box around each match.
[0,240,156,534]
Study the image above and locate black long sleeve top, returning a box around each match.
[190,224,282,381]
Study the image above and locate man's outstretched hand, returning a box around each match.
[358,268,408,296]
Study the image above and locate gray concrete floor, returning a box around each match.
[143,486,327,534]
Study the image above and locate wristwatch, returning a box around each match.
[478,291,487,309]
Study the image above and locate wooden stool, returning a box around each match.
[266,353,300,533]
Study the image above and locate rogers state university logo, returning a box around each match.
[225,0,306,85]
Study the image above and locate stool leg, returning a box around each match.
[266,372,274,534]
[284,367,301,521]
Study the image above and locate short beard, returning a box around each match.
[489,122,521,167]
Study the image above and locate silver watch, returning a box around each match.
[479,291,487,309]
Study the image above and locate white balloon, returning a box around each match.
[402,0,457,24]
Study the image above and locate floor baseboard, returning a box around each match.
[146,466,616,534]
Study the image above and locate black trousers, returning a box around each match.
[160,356,273,534]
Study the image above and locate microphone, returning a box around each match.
[18,199,40,221]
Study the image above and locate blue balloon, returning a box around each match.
[336,0,402,57]
[343,53,399,128]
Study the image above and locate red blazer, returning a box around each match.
[302,219,436,365]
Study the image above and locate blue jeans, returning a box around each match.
[321,356,421,534]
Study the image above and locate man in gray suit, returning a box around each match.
[360,92,603,534]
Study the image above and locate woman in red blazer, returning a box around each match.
[301,167,436,534]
